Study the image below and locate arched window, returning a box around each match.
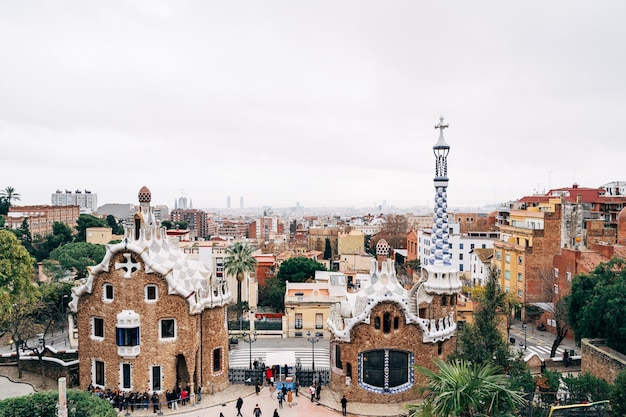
[374,317,381,330]
[393,316,399,330]
[360,349,412,393]
[383,313,392,333]
[442,296,447,306]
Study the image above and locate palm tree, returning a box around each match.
[0,186,20,215]
[407,359,526,417]
[0,186,21,205]
[224,241,257,317]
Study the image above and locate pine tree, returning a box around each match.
[451,268,510,370]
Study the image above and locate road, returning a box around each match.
[507,321,578,360]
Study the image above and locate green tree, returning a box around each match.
[259,257,327,311]
[0,389,117,417]
[407,359,526,417]
[0,186,20,215]
[323,237,332,260]
[451,268,510,370]
[74,214,107,242]
[562,371,611,404]
[21,281,72,387]
[276,257,326,283]
[105,215,124,235]
[610,369,626,416]
[224,242,257,316]
[161,219,173,229]
[568,257,626,353]
[49,242,106,279]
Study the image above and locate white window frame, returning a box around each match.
[93,359,105,388]
[92,317,105,340]
[159,318,177,341]
[145,285,158,302]
[150,365,162,392]
[103,283,114,302]
[120,363,132,391]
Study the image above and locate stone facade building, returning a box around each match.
[70,186,231,396]
[326,118,461,404]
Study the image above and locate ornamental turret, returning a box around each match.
[422,117,462,294]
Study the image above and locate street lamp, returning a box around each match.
[522,322,527,350]
[242,331,257,369]
[307,331,320,371]
[61,294,69,334]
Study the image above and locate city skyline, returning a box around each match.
[2,2,625,209]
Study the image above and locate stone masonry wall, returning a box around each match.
[581,338,626,384]
[77,252,201,393]
[330,301,455,404]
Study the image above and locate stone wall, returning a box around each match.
[77,252,228,393]
[581,338,626,384]
[329,301,455,404]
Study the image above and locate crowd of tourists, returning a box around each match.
[86,383,197,413]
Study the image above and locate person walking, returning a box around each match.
[316,383,321,401]
[236,396,244,416]
[269,382,276,398]
[255,381,262,395]
[273,408,280,417]
[253,403,262,417]
[277,390,283,409]
[341,395,348,416]
[294,380,300,397]
[309,384,315,402]
[287,389,293,408]
[151,392,160,414]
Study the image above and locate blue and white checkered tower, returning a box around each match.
[422,116,462,294]
[430,116,451,266]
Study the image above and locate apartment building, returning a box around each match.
[6,205,80,238]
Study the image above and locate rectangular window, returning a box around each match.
[505,254,510,264]
[315,313,323,329]
[518,256,523,265]
[517,290,523,298]
[459,253,463,260]
[459,264,464,271]
[496,251,501,261]
[213,348,222,372]
[505,270,510,280]
[93,317,104,338]
[554,284,559,294]
[116,327,140,346]
[95,360,105,386]
[104,284,114,301]
[459,243,464,250]
[295,314,303,329]
[151,366,161,392]
[517,273,523,282]
[122,363,131,389]
[567,272,572,282]
[146,285,157,301]
[554,268,559,278]
[160,319,176,339]
[335,345,342,369]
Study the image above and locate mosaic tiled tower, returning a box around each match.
[423,116,462,294]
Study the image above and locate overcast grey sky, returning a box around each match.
[2,1,625,210]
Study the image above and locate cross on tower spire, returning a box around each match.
[434,116,449,137]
